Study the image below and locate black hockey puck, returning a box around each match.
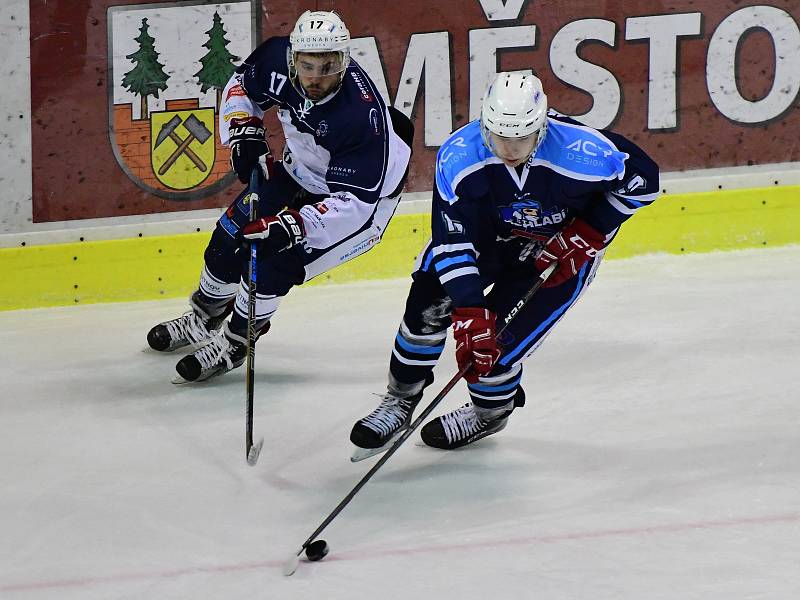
[305,539,329,562]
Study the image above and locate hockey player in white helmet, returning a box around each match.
[479,71,548,167]
[287,10,350,101]
[146,10,414,383]
[350,71,660,459]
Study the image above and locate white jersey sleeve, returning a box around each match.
[297,192,377,250]
[218,73,265,146]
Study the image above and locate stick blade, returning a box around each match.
[246,438,264,466]
[282,552,301,576]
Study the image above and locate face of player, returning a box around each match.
[489,131,539,167]
[295,52,345,101]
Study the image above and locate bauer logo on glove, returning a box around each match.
[242,209,306,253]
[228,116,272,183]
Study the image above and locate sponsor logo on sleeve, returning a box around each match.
[349,71,374,102]
[226,84,247,101]
[329,165,358,178]
[369,108,381,136]
[224,110,250,122]
[339,234,380,261]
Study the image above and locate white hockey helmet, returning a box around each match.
[481,72,548,161]
[287,10,351,101]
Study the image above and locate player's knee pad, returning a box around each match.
[403,274,452,334]
[203,230,242,279]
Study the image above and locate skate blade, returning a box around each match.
[350,445,388,462]
[350,429,407,462]
[171,366,229,385]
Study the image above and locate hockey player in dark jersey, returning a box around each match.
[350,71,660,459]
[146,11,413,382]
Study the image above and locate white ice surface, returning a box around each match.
[1,247,798,599]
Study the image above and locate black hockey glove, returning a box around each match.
[228,117,273,183]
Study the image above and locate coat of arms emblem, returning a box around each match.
[108,1,255,199]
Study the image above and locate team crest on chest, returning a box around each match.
[500,195,568,231]
[297,99,314,120]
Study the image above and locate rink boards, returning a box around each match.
[1,184,798,311]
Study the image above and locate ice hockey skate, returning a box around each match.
[172,323,248,383]
[147,293,230,352]
[350,374,433,462]
[420,402,513,450]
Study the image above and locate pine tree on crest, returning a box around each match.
[122,18,169,120]
[195,11,240,110]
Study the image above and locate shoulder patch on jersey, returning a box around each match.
[435,121,495,204]
[533,119,629,182]
[441,211,464,234]
[615,174,647,195]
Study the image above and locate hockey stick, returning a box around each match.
[245,168,264,466]
[283,261,558,575]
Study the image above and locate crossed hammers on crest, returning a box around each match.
[154,114,213,176]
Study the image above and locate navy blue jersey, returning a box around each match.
[418,114,660,307]
[219,37,411,250]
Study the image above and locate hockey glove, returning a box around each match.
[452,307,501,384]
[242,209,305,253]
[228,117,273,183]
[534,218,606,288]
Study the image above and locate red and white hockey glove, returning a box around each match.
[452,307,501,384]
[228,117,274,184]
[242,209,305,252]
[534,218,606,288]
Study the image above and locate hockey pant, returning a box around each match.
[197,161,400,335]
[388,254,603,410]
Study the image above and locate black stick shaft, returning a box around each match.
[245,168,259,459]
[297,262,556,550]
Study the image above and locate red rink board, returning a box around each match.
[29,0,800,222]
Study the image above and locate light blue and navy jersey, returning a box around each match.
[418,114,660,307]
